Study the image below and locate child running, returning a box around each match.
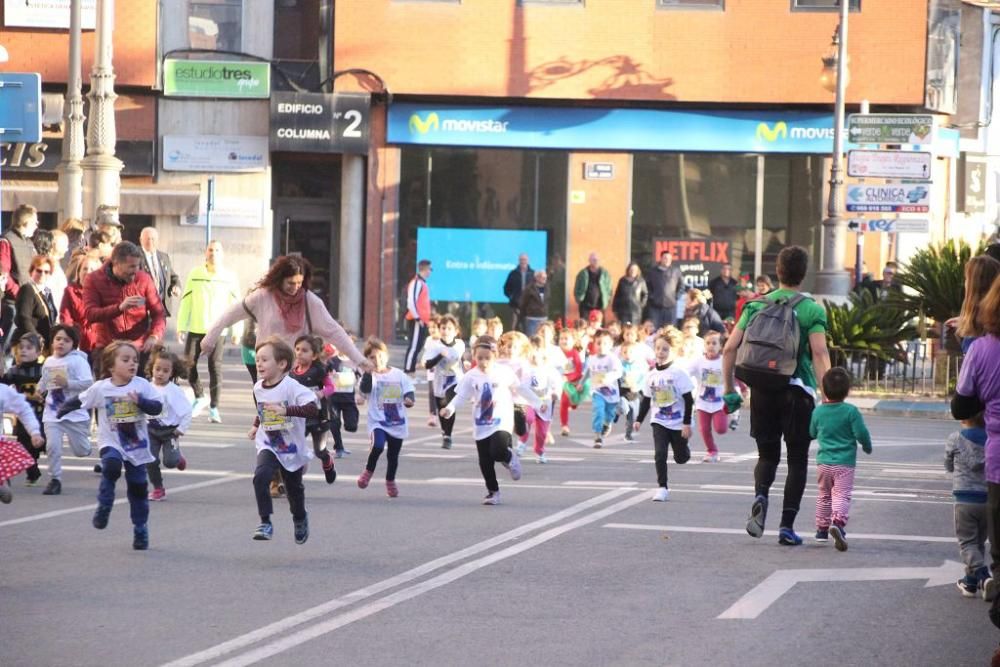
[289,335,337,485]
[248,336,321,544]
[57,341,163,550]
[633,329,694,502]
[947,411,991,597]
[618,341,647,443]
[516,336,562,463]
[422,314,465,450]
[584,329,623,448]
[686,331,729,463]
[3,334,46,486]
[324,343,358,458]
[38,325,94,495]
[558,328,586,437]
[357,338,415,497]
[0,383,46,503]
[145,348,192,501]
[424,317,441,428]
[811,367,872,551]
[440,335,541,505]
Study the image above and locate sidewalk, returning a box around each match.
[848,396,952,420]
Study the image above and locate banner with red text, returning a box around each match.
[653,238,730,290]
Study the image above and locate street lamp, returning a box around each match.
[814,0,852,300]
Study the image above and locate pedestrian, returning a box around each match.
[13,255,58,346]
[687,331,730,463]
[88,230,114,261]
[356,337,416,498]
[557,327,586,437]
[37,325,93,496]
[519,269,550,337]
[516,336,562,464]
[3,333,46,486]
[498,331,532,442]
[618,340,647,443]
[584,329,624,448]
[47,230,70,312]
[722,245,831,547]
[83,241,166,375]
[0,204,40,349]
[247,337,321,544]
[288,334,338,486]
[469,317,487,353]
[811,368,872,552]
[422,317,441,429]
[754,274,773,296]
[145,348,192,502]
[632,328,694,502]
[91,206,123,247]
[57,341,164,551]
[684,288,725,337]
[0,383,45,503]
[486,316,504,341]
[708,263,739,321]
[322,343,358,458]
[573,252,612,320]
[947,255,1000,354]
[503,253,534,331]
[439,336,540,505]
[138,227,180,318]
[59,252,102,358]
[946,410,990,597]
[612,263,648,326]
[59,218,87,272]
[177,240,241,424]
[644,251,685,329]
[422,314,465,450]
[733,277,755,322]
[404,259,433,374]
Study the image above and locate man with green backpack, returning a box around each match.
[721,246,831,546]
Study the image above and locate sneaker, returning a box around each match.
[386,480,399,498]
[252,522,274,541]
[515,442,526,456]
[652,487,670,502]
[357,468,373,489]
[560,426,570,437]
[958,575,978,598]
[149,487,166,502]
[746,495,767,538]
[334,448,346,459]
[601,423,612,438]
[728,410,741,431]
[593,436,603,449]
[442,436,452,450]
[427,416,438,428]
[545,431,555,445]
[191,396,209,418]
[322,456,337,484]
[482,491,501,506]
[778,527,803,546]
[93,463,103,474]
[702,454,719,463]
[176,455,187,471]
[815,528,829,542]
[508,449,522,481]
[983,574,998,602]
[25,475,40,487]
[537,454,548,464]
[829,524,848,552]
[0,484,11,504]
[42,478,62,495]
[293,515,309,545]
[208,408,222,424]
[624,431,634,442]
[132,524,149,551]
[92,504,112,530]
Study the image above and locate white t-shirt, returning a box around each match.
[331,358,358,396]
[523,362,562,422]
[423,338,465,398]
[619,360,647,401]
[39,350,93,423]
[641,365,695,430]
[78,377,161,466]
[586,353,624,403]
[149,381,193,433]
[0,384,40,435]
[363,367,415,439]
[253,375,319,472]
[547,344,567,374]
[687,355,725,414]
[450,365,537,441]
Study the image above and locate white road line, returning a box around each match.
[160,488,637,667]
[214,490,651,667]
[880,468,945,476]
[563,480,639,487]
[401,453,467,459]
[0,476,243,528]
[602,523,955,543]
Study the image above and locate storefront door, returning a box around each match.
[273,200,339,314]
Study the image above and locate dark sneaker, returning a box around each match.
[442,435,452,450]
[133,524,149,551]
[0,484,11,504]
[294,515,309,545]
[815,529,829,542]
[957,575,978,598]
[93,463,103,474]
[601,423,612,438]
[92,504,112,530]
[746,495,767,538]
[593,435,603,449]
[322,456,337,484]
[778,527,803,546]
[42,479,62,496]
[252,522,274,541]
[829,525,848,552]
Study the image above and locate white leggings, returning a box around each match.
[44,420,93,480]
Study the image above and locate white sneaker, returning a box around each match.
[508,449,522,481]
[545,431,555,445]
[728,410,741,431]
[482,491,501,505]
[652,487,670,502]
[537,454,548,464]
[515,442,526,456]
[702,453,719,463]
[191,396,209,418]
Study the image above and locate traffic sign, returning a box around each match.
[847,114,934,146]
[847,150,931,180]
[0,73,42,144]
[847,218,930,233]
[846,183,930,213]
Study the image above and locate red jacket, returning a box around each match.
[83,262,166,349]
[59,283,99,353]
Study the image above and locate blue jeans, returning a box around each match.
[592,393,618,434]
[97,447,149,527]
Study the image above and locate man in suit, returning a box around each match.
[138,227,180,316]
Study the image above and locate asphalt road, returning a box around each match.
[1,358,994,667]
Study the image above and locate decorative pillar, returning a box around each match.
[57,0,85,223]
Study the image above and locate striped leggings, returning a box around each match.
[815,463,856,530]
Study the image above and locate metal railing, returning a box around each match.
[831,340,962,397]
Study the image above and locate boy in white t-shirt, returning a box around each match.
[422,314,465,450]
[584,329,624,448]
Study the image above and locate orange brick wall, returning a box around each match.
[0,0,158,87]
[334,0,927,105]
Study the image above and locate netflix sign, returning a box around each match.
[653,238,731,290]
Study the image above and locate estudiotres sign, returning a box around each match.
[163,59,270,99]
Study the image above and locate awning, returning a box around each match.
[1,180,201,217]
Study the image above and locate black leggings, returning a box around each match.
[476,431,513,493]
[310,430,331,463]
[366,429,403,481]
[329,400,359,451]
[652,423,690,488]
[185,332,224,408]
[435,386,458,436]
[253,450,305,522]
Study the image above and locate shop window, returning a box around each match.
[791,0,859,11]
[189,0,243,52]
[760,155,824,293]
[657,0,724,9]
[273,0,324,90]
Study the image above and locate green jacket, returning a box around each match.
[176,265,241,335]
[573,266,612,310]
[810,402,872,467]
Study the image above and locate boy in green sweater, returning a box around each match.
[810,367,872,552]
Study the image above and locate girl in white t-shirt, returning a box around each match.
[632,329,694,502]
[440,336,541,505]
[516,336,562,463]
[685,331,732,463]
[422,314,465,450]
[58,341,163,550]
[145,348,193,500]
[247,337,321,545]
[357,337,416,498]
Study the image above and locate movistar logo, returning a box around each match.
[756,121,834,142]
[410,113,440,134]
[756,122,788,142]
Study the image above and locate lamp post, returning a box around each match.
[814,0,852,299]
[57,0,85,223]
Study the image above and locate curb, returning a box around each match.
[849,397,952,420]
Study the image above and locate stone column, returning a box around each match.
[339,154,365,331]
[57,0,86,223]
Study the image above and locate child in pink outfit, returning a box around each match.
[517,336,563,464]
[686,332,743,462]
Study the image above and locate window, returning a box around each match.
[658,0,724,9]
[791,0,860,10]
[188,0,243,52]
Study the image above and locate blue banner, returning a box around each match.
[417,228,548,303]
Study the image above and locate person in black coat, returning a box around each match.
[13,255,57,346]
[612,263,648,325]
[707,263,739,320]
[685,288,725,337]
[503,253,534,331]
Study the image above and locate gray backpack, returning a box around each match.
[735,293,810,389]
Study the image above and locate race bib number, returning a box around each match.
[380,383,403,404]
[108,398,139,424]
[261,405,290,432]
[46,367,68,386]
[654,386,676,407]
[702,370,722,387]
[335,370,355,390]
[592,371,607,387]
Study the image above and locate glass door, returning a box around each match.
[274,203,338,314]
